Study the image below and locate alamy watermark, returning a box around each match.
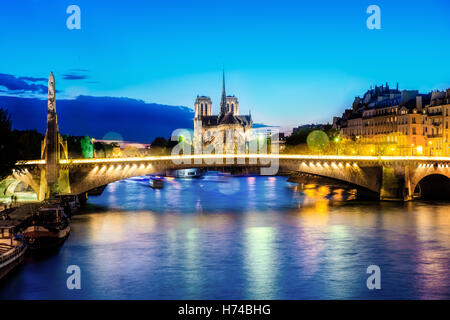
[366,5,381,30]
[66,5,81,30]
[170,122,280,175]
[366,265,381,290]
[66,265,81,290]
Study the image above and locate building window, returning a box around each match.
[413,127,416,135]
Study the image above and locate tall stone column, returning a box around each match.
[45,72,59,185]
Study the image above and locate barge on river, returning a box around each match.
[23,205,70,251]
[0,226,27,281]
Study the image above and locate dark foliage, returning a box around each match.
[0,108,19,179]
[285,128,313,146]
[286,124,335,146]
[12,129,44,160]
[151,137,168,148]
[64,135,83,158]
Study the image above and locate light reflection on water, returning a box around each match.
[1,174,450,299]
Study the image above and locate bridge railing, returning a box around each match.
[15,154,450,166]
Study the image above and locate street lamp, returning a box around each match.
[334,137,340,155]
[355,136,360,155]
[417,145,423,155]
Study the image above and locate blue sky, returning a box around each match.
[1,0,450,129]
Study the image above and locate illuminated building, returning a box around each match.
[334,84,450,156]
[193,71,253,153]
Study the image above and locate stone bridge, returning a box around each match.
[10,154,450,201]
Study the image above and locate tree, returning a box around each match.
[306,130,329,153]
[0,108,19,179]
[65,135,83,158]
[151,137,168,148]
[94,141,114,158]
[285,128,313,146]
[150,137,170,155]
[13,129,44,160]
[80,136,93,159]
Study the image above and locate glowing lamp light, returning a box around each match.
[417,146,423,155]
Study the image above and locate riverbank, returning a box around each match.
[0,203,40,230]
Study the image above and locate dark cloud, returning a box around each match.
[0,95,194,143]
[18,76,47,82]
[62,68,90,81]
[62,74,89,80]
[0,73,47,94]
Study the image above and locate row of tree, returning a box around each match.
[1,108,49,179]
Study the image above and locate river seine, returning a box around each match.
[1,174,449,299]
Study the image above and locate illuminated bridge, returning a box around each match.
[11,154,450,201]
[2,73,450,202]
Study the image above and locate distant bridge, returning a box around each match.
[11,154,450,201]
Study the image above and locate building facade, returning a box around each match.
[334,84,450,156]
[193,72,252,154]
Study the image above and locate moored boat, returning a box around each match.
[23,205,70,251]
[175,168,202,179]
[0,226,27,281]
[149,176,164,189]
[56,194,81,216]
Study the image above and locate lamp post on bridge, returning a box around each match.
[334,136,341,155]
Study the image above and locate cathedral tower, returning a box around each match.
[194,96,212,119]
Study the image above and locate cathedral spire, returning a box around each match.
[220,69,227,116]
[222,69,225,96]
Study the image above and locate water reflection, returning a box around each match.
[245,227,277,299]
[1,174,450,299]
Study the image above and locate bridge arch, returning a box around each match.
[0,177,38,201]
[413,174,450,200]
[409,166,450,200]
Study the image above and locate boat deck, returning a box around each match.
[0,243,14,256]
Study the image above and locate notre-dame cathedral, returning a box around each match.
[193,72,253,153]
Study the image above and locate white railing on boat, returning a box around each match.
[0,243,26,266]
